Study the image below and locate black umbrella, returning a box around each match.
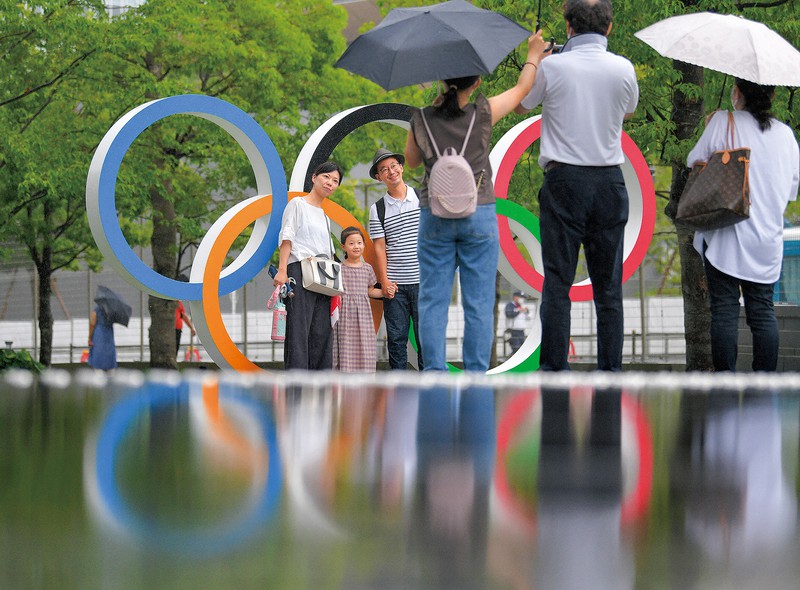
[334,0,531,91]
[94,285,132,327]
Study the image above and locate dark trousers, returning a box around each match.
[383,283,424,370]
[538,164,628,371]
[284,261,333,370]
[703,252,778,372]
[508,329,525,353]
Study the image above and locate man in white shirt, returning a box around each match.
[516,0,638,371]
[368,149,423,370]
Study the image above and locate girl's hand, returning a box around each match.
[382,281,398,299]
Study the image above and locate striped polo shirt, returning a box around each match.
[368,187,420,285]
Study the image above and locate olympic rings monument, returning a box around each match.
[86,95,655,373]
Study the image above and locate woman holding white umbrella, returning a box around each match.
[688,79,799,371]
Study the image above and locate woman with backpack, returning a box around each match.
[403,30,548,372]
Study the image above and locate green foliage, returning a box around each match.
[0,348,45,374]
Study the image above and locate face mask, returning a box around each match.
[731,87,740,110]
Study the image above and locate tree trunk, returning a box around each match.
[149,187,178,369]
[667,60,713,371]
[35,244,54,367]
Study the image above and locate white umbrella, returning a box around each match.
[635,12,800,86]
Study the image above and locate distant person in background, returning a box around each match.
[504,291,530,353]
[175,274,197,359]
[88,305,116,371]
[175,302,196,359]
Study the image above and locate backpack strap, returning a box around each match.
[375,197,386,233]
[419,107,478,158]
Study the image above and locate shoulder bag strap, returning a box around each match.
[323,210,335,259]
[726,111,736,149]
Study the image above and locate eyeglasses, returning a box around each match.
[378,162,402,176]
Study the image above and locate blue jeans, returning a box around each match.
[418,204,499,372]
[703,252,778,372]
[538,165,628,371]
[383,283,423,370]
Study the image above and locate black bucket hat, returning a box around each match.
[369,148,405,180]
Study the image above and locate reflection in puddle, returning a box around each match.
[2,370,799,588]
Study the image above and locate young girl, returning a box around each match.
[334,226,382,372]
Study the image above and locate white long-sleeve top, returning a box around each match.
[689,110,799,283]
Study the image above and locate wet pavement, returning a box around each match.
[1,369,799,589]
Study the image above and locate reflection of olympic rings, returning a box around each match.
[86,94,287,300]
[493,389,653,531]
[85,380,281,556]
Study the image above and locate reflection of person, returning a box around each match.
[175,301,196,358]
[333,227,383,373]
[688,80,800,372]
[504,291,530,353]
[273,161,343,370]
[516,0,639,372]
[368,148,424,370]
[684,394,797,566]
[536,386,631,590]
[405,30,548,372]
[413,385,496,587]
[88,306,116,371]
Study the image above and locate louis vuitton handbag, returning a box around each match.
[676,112,751,231]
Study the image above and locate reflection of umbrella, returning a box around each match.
[94,285,132,326]
[334,0,530,90]
[635,12,800,86]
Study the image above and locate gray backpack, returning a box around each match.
[419,108,478,219]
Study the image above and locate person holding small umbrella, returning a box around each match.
[404,30,548,372]
[88,285,131,372]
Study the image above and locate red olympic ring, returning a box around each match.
[493,117,656,301]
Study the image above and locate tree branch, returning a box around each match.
[0,49,96,108]
[736,0,790,8]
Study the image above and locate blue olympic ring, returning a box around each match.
[86,94,287,301]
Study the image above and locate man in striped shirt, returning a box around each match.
[368,148,423,370]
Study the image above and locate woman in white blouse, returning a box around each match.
[689,79,800,371]
[273,161,343,370]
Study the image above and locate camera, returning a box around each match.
[547,39,564,54]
